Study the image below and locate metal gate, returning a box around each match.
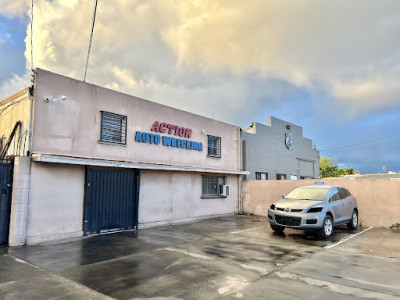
[0,161,13,244]
[84,168,140,235]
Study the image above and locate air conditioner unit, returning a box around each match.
[219,185,230,196]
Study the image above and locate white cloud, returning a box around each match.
[0,72,30,98]
[0,0,30,18]
[4,0,399,121]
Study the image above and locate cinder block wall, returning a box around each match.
[8,156,31,246]
[241,117,320,180]
[242,179,400,228]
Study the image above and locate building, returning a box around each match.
[0,69,246,246]
[241,116,320,180]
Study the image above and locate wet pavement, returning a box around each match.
[1,215,400,299]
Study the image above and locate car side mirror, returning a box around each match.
[328,197,333,202]
[282,194,286,198]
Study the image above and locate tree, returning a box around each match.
[320,157,355,178]
[338,167,355,176]
[320,157,339,178]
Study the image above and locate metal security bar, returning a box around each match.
[0,161,13,244]
[100,111,127,144]
[202,175,225,198]
[207,135,221,158]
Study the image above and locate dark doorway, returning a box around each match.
[0,161,13,244]
[84,168,139,235]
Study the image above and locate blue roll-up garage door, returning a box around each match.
[84,168,140,235]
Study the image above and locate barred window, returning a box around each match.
[100,111,127,144]
[202,175,226,198]
[207,135,221,158]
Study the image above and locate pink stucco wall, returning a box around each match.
[31,69,240,171]
[242,179,400,228]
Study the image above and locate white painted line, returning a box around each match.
[158,247,214,260]
[275,271,397,299]
[231,226,266,234]
[239,263,270,276]
[325,227,373,249]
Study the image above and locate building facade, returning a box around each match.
[241,116,320,180]
[0,69,246,246]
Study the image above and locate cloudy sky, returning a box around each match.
[1,0,400,173]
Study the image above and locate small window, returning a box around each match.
[276,174,287,180]
[202,175,226,198]
[256,172,268,180]
[100,111,127,144]
[207,135,221,158]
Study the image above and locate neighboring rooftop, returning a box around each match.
[342,173,400,180]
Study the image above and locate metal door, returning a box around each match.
[0,161,13,244]
[84,168,140,235]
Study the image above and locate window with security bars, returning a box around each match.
[207,135,221,158]
[100,111,127,144]
[202,175,226,198]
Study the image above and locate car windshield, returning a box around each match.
[285,187,329,201]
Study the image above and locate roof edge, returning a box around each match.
[0,88,29,107]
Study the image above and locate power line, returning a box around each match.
[83,0,99,82]
[323,139,400,153]
[320,133,400,152]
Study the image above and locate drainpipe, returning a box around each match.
[237,128,242,214]
[28,70,36,156]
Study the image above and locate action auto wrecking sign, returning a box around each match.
[135,121,203,151]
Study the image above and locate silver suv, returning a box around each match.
[267,184,358,239]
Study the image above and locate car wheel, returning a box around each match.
[270,224,285,233]
[347,210,358,230]
[317,215,333,239]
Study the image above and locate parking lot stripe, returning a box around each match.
[324,227,373,249]
[158,247,214,260]
[275,271,398,299]
[239,263,270,276]
[231,226,266,234]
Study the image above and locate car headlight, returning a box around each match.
[307,207,323,213]
[270,204,275,210]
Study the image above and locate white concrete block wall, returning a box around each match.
[8,156,31,246]
[13,161,238,245]
[241,117,320,180]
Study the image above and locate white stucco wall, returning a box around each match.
[23,163,238,244]
[5,69,243,245]
[139,171,238,228]
[26,162,85,244]
[31,69,241,173]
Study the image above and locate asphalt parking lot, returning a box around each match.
[1,215,399,299]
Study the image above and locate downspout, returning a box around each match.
[28,70,36,156]
[237,127,242,214]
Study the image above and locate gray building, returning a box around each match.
[241,116,320,180]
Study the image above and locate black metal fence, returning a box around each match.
[0,160,13,244]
